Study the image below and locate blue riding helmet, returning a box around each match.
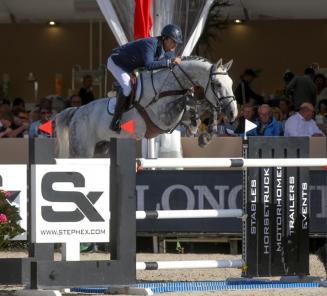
[161,24,183,44]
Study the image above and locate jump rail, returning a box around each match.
[136,259,245,270]
[137,158,327,169]
[135,209,242,219]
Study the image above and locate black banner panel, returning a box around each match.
[244,137,309,277]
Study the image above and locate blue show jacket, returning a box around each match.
[110,37,176,73]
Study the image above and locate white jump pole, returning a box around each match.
[135,209,242,219]
[136,259,244,270]
[137,158,327,169]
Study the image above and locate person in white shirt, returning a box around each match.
[284,102,324,137]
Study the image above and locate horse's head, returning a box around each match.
[205,59,238,122]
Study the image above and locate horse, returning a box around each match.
[55,57,238,158]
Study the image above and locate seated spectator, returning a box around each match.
[29,105,52,138]
[79,75,95,105]
[0,112,14,138]
[278,98,293,122]
[234,103,257,134]
[315,99,327,124]
[12,97,26,113]
[69,95,82,107]
[216,114,237,136]
[247,104,283,136]
[284,102,324,137]
[0,100,11,118]
[271,106,283,121]
[10,110,29,138]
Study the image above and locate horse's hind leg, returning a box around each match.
[70,134,96,158]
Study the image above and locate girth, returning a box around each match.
[134,103,168,139]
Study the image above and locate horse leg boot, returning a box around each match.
[110,92,129,133]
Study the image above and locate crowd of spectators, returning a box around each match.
[194,63,327,138]
[1,66,327,140]
[0,75,94,139]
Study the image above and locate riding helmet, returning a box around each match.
[161,24,183,44]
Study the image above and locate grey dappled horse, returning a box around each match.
[56,57,238,158]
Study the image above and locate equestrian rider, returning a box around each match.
[107,24,183,133]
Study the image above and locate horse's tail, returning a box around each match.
[55,107,77,158]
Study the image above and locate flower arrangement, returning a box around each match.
[0,189,24,249]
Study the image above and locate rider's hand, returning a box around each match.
[172,57,182,65]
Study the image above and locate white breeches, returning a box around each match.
[107,56,131,96]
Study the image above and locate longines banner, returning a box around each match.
[31,164,110,243]
[136,170,327,234]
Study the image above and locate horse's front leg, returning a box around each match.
[198,131,213,148]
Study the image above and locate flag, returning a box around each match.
[245,119,257,134]
[134,0,152,40]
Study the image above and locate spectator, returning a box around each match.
[284,102,324,137]
[10,110,29,138]
[234,103,257,134]
[78,75,95,105]
[69,95,82,107]
[271,106,283,122]
[315,99,327,124]
[247,104,283,136]
[234,68,264,106]
[0,112,14,138]
[314,73,327,104]
[12,97,26,113]
[29,105,52,138]
[283,70,295,86]
[285,67,316,110]
[0,101,11,118]
[278,98,293,121]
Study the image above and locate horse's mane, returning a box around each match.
[181,56,211,64]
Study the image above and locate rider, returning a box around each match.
[107,24,183,133]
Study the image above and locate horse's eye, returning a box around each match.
[216,83,222,88]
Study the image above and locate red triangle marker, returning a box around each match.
[121,120,135,134]
[38,120,53,136]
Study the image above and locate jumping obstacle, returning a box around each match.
[136,259,244,270]
[0,137,316,290]
[135,209,243,219]
[137,157,327,169]
[136,137,312,278]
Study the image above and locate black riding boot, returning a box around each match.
[110,92,128,133]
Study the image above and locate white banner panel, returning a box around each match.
[0,165,27,240]
[31,164,110,243]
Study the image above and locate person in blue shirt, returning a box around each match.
[247,104,284,136]
[107,24,183,133]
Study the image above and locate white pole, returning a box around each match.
[138,158,327,169]
[136,259,244,270]
[135,209,242,219]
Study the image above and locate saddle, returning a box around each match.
[113,72,205,139]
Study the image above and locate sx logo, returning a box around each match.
[41,172,105,222]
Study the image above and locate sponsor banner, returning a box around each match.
[31,164,110,243]
[0,165,27,240]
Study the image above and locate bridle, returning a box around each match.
[173,64,235,113]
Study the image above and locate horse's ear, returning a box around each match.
[223,59,233,71]
[216,58,223,68]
